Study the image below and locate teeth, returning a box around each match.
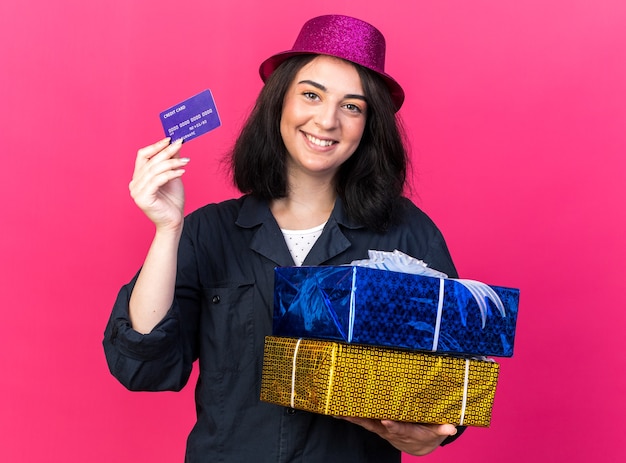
[306,134,335,147]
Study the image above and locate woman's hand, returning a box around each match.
[127,138,190,333]
[339,417,457,456]
[129,137,188,231]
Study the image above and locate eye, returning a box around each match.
[303,91,320,101]
[343,103,363,114]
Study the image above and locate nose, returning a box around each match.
[314,102,339,130]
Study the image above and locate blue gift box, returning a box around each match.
[273,266,519,357]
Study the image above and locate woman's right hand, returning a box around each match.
[129,138,189,231]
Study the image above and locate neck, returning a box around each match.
[271,182,336,230]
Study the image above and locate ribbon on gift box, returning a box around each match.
[288,337,472,425]
[460,358,470,426]
[290,338,303,408]
[351,250,507,351]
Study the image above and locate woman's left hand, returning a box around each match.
[339,417,457,456]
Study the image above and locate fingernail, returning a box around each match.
[180,157,190,164]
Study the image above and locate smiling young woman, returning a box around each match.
[104,15,462,462]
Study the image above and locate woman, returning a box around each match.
[104,14,463,462]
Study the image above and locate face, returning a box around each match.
[280,55,367,181]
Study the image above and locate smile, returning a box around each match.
[305,133,336,147]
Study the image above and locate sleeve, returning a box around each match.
[398,198,458,279]
[422,225,458,279]
[102,223,201,392]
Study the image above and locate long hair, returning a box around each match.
[336,65,408,231]
[231,55,408,232]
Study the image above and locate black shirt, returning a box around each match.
[103,195,462,462]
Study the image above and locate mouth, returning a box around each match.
[304,132,337,147]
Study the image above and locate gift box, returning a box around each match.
[260,336,499,427]
[273,265,519,357]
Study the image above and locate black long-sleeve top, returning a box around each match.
[103,195,464,462]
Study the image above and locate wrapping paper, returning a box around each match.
[260,336,500,427]
[273,265,519,357]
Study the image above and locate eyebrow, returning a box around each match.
[298,80,367,102]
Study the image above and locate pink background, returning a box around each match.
[1,1,624,462]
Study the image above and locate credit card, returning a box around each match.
[159,89,221,143]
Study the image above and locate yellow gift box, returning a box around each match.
[260,336,499,427]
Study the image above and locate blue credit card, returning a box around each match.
[159,89,221,143]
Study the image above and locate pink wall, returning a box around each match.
[1,1,624,462]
